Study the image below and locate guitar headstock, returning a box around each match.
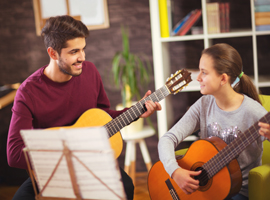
[165,69,192,94]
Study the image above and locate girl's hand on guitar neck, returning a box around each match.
[140,90,162,118]
[258,122,270,140]
[172,168,201,195]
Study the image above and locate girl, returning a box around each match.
[158,43,270,200]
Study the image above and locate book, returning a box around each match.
[254,0,270,5]
[255,4,270,12]
[178,9,202,36]
[206,2,230,34]
[256,24,270,31]
[207,2,220,33]
[167,0,173,36]
[175,10,198,36]
[225,2,230,32]
[171,10,194,36]
[191,26,203,35]
[159,0,170,37]
[219,3,226,32]
[255,11,270,25]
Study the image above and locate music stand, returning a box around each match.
[21,127,126,200]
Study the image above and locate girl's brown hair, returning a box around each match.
[202,43,261,104]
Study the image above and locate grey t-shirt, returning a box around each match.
[158,94,267,197]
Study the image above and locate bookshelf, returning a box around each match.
[149,0,270,138]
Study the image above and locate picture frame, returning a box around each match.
[33,0,110,36]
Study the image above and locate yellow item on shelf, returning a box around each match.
[158,0,170,38]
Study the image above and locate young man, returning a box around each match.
[7,15,161,200]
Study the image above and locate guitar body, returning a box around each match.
[148,137,242,200]
[47,108,123,158]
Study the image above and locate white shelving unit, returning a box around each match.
[149,0,270,138]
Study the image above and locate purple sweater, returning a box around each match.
[7,61,126,169]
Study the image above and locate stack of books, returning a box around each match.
[158,0,202,37]
[254,0,270,31]
[171,9,202,36]
[206,2,230,34]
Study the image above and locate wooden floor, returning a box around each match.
[134,172,151,200]
[0,172,150,200]
[0,184,19,200]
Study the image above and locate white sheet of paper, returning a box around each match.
[40,0,67,18]
[40,0,105,26]
[69,0,105,25]
[21,127,125,200]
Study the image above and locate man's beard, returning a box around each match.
[58,57,83,77]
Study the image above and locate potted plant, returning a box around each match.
[112,26,152,134]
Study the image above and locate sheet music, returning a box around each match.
[21,127,126,200]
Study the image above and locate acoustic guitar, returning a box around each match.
[148,112,270,200]
[48,69,192,158]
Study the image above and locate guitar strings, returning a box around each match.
[105,89,164,135]
[170,190,180,200]
[197,130,258,182]
[194,113,270,183]
[104,86,169,137]
[206,121,264,178]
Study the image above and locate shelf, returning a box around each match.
[161,34,205,42]
[258,75,270,87]
[149,0,270,138]
[256,30,270,36]
[160,29,254,42]
[182,70,200,92]
[182,83,200,92]
[207,29,253,38]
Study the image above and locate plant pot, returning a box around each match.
[116,101,144,135]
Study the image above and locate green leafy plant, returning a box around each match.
[112,26,151,107]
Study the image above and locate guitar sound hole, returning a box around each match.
[194,167,209,187]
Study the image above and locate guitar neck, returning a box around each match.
[104,85,170,137]
[204,112,270,179]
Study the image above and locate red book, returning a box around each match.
[225,2,230,32]
[220,3,226,33]
[176,9,198,36]
[178,9,202,36]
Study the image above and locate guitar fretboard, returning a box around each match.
[165,179,180,200]
[203,112,270,179]
[104,85,170,137]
